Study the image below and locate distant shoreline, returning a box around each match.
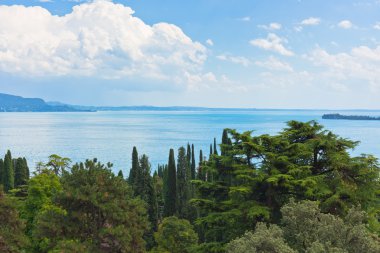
[322,113,380,121]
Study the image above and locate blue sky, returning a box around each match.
[0,0,380,108]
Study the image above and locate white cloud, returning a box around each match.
[38,0,53,2]
[0,0,207,84]
[258,22,282,30]
[217,54,251,67]
[238,16,251,22]
[338,20,353,29]
[255,56,293,72]
[306,45,380,90]
[206,39,214,46]
[373,22,380,30]
[250,33,294,56]
[300,17,321,26]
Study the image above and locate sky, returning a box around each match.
[0,0,380,109]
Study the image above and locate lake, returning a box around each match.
[0,110,379,174]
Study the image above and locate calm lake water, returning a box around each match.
[0,110,379,174]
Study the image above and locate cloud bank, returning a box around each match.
[0,0,207,83]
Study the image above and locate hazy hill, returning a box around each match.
[0,93,85,112]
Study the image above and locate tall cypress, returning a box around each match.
[209,144,213,158]
[221,129,230,155]
[214,137,218,155]
[176,147,189,218]
[128,147,139,189]
[14,157,28,187]
[22,158,29,182]
[164,149,177,217]
[117,170,124,179]
[198,150,204,180]
[3,150,14,192]
[191,144,196,180]
[0,159,3,186]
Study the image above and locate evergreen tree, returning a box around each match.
[164,149,177,217]
[117,170,124,179]
[176,147,190,218]
[0,159,3,186]
[209,144,213,158]
[128,146,139,190]
[14,157,29,187]
[3,150,14,192]
[221,129,232,155]
[191,144,196,180]
[214,137,218,155]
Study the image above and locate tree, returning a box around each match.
[191,144,196,180]
[153,216,198,253]
[14,157,29,188]
[227,200,380,253]
[213,138,218,155]
[117,170,124,178]
[0,187,29,252]
[226,223,295,253]
[34,159,149,253]
[176,147,190,219]
[3,150,14,192]
[164,149,177,217]
[129,146,139,190]
[45,154,71,176]
[193,121,380,251]
[281,200,380,253]
[23,170,62,241]
[0,159,3,187]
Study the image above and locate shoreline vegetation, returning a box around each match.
[0,120,379,252]
[323,113,380,120]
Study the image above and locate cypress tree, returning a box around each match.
[198,150,204,180]
[176,147,190,218]
[214,137,218,155]
[221,129,231,155]
[164,149,177,217]
[210,144,213,158]
[128,146,139,189]
[3,150,14,192]
[22,158,29,182]
[14,157,28,188]
[117,170,124,179]
[0,159,3,186]
[191,144,196,180]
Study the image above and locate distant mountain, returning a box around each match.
[1,92,258,112]
[0,93,88,112]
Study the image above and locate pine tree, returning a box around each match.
[128,146,139,189]
[191,144,196,180]
[221,128,232,155]
[3,150,14,192]
[164,149,177,217]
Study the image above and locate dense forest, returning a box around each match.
[0,121,379,253]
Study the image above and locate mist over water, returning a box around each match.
[0,110,379,174]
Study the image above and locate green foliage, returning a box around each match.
[226,223,295,253]
[153,216,198,253]
[194,121,380,250]
[117,169,124,178]
[0,159,4,187]
[14,157,29,188]
[164,149,177,217]
[3,150,14,192]
[34,159,149,253]
[23,170,62,246]
[0,187,29,252]
[177,147,191,219]
[281,199,380,253]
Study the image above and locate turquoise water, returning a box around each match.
[0,110,379,174]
